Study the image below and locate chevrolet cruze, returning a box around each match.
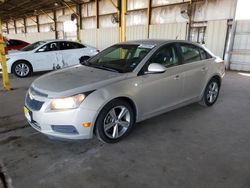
[24,40,225,143]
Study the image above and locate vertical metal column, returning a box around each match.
[0,19,10,91]
[96,0,99,49]
[146,0,152,39]
[120,0,126,42]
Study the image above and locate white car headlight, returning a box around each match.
[49,94,85,110]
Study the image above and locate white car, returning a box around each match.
[3,40,98,77]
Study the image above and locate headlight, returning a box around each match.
[49,94,85,110]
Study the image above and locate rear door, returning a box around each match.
[138,44,185,118]
[59,41,87,67]
[177,43,209,101]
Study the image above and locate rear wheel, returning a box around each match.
[95,99,135,143]
[200,78,220,106]
[13,61,32,78]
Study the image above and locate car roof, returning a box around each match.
[119,39,202,47]
[40,39,81,43]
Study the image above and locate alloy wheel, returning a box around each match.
[103,106,131,139]
[15,63,30,77]
[206,81,219,104]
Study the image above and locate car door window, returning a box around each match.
[199,48,212,60]
[39,42,59,52]
[74,42,85,49]
[60,42,77,50]
[149,45,179,68]
[180,44,202,63]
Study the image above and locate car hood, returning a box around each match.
[31,65,128,98]
[7,50,31,57]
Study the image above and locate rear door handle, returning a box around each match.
[174,75,180,80]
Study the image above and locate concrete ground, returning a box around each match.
[0,71,250,188]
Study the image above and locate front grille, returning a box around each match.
[26,94,44,111]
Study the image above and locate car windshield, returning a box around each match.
[21,41,46,51]
[85,44,153,73]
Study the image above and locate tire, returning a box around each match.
[12,61,32,78]
[199,78,220,107]
[95,99,135,143]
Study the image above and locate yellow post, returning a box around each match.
[0,19,10,91]
[120,0,127,42]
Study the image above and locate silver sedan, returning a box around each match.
[24,40,225,143]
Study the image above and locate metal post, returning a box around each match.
[146,0,152,39]
[187,0,192,40]
[23,18,27,33]
[0,19,10,91]
[36,15,40,32]
[53,11,58,39]
[120,0,126,42]
[96,0,99,49]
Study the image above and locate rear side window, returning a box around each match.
[180,44,201,63]
[60,42,78,50]
[199,48,212,60]
[74,42,85,48]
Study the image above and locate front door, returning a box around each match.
[138,44,184,119]
[33,42,61,71]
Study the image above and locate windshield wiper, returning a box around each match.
[81,61,121,73]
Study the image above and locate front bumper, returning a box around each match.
[25,93,97,140]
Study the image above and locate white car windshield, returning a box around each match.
[85,44,153,73]
[21,41,47,51]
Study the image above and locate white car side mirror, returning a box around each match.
[146,63,166,74]
[37,48,45,52]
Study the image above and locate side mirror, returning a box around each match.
[79,56,90,65]
[37,48,45,52]
[146,63,166,74]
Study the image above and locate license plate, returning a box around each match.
[24,106,31,122]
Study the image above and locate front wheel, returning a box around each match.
[13,61,32,78]
[200,78,220,106]
[95,99,135,143]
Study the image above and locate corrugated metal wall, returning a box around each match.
[3,0,237,67]
[98,27,119,50]
[7,32,55,43]
[80,29,96,47]
[126,25,147,41]
[149,22,187,40]
[205,19,228,58]
[230,20,250,71]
